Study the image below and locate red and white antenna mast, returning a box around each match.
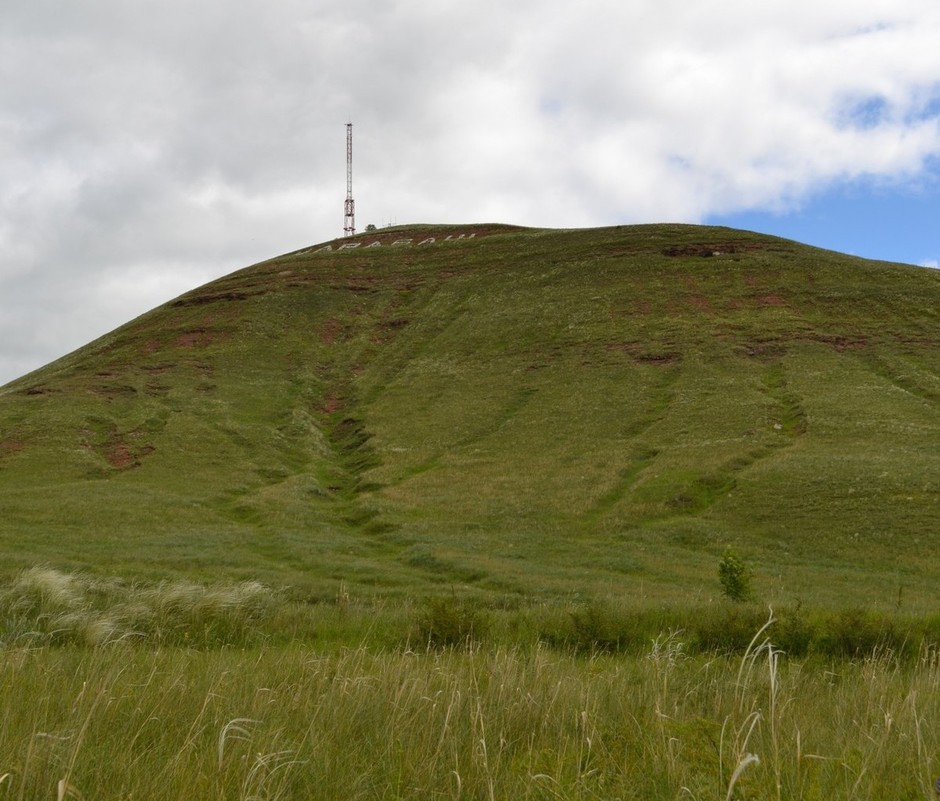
[343,123,355,237]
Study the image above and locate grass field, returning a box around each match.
[1,223,937,608]
[1,223,938,797]
[2,581,939,800]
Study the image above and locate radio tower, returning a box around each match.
[343,123,355,237]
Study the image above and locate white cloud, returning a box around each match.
[3,0,940,384]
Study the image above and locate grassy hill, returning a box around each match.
[1,223,938,609]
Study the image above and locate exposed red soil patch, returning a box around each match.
[171,290,258,308]
[89,384,138,399]
[635,351,682,365]
[811,334,869,351]
[755,294,787,307]
[320,319,344,345]
[346,278,379,293]
[174,329,220,349]
[107,442,136,469]
[370,317,410,345]
[681,275,715,313]
[321,394,342,414]
[105,435,155,470]
[79,425,156,471]
[741,341,788,360]
[0,439,25,456]
[662,241,768,258]
[22,385,58,396]
[738,334,869,355]
[607,342,682,365]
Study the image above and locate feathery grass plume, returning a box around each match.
[725,753,760,801]
[11,567,82,613]
[218,718,257,770]
[0,570,277,647]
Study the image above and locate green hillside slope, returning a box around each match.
[1,224,938,607]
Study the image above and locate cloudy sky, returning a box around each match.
[3,1,940,386]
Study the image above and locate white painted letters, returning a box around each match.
[308,231,480,255]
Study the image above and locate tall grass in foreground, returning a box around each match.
[2,630,939,799]
[2,570,940,797]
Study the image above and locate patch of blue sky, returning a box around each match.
[909,87,940,122]
[706,168,940,268]
[835,86,940,130]
[840,95,893,129]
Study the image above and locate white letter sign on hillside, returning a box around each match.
[311,233,476,254]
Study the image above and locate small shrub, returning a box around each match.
[814,608,912,659]
[568,600,628,653]
[774,605,815,656]
[691,604,766,653]
[412,597,488,648]
[548,600,658,654]
[718,548,753,602]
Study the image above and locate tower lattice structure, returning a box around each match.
[344,123,355,237]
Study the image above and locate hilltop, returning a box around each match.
[1,223,938,607]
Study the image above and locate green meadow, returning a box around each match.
[1,223,939,797]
